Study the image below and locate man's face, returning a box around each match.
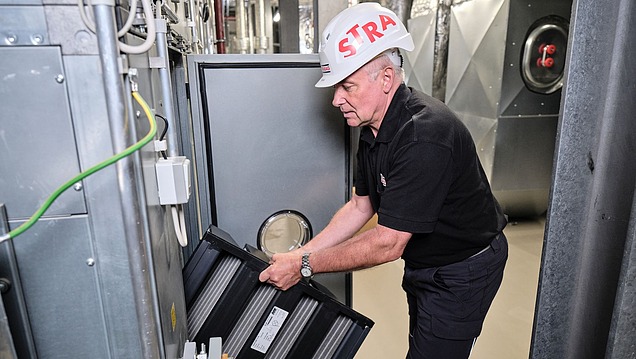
[331,65,387,130]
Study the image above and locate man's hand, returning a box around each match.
[258,251,303,291]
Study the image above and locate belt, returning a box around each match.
[468,244,491,259]
[468,233,504,259]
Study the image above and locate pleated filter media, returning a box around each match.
[183,225,374,359]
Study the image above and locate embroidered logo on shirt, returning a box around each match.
[380,173,387,187]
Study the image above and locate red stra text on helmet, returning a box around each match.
[338,14,398,58]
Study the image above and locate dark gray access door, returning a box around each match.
[190,54,352,305]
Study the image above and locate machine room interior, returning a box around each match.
[1,0,634,358]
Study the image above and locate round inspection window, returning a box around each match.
[257,210,312,258]
[521,16,569,94]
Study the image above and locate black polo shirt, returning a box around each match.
[355,85,506,268]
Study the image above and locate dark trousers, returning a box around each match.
[401,233,508,359]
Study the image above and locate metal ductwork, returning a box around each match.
[366,0,413,25]
[444,0,572,217]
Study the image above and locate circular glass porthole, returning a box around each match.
[257,210,312,258]
[521,16,569,94]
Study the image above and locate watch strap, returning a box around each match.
[301,252,312,278]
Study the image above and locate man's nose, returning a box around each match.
[332,88,345,108]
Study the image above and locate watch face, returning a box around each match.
[301,267,312,277]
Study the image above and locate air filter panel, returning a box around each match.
[183,225,373,359]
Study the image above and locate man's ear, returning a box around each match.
[382,66,395,94]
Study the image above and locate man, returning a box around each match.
[259,3,508,358]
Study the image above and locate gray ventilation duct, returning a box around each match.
[372,0,414,25]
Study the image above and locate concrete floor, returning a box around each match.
[352,217,546,359]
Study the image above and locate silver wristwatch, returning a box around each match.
[300,252,313,279]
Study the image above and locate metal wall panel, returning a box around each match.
[13,216,110,358]
[62,55,144,358]
[44,5,99,55]
[66,52,189,358]
[1,5,189,358]
[0,6,49,45]
[0,291,18,359]
[0,203,35,358]
[0,47,86,219]
[607,191,636,358]
[531,0,636,357]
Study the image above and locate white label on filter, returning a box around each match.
[251,306,289,354]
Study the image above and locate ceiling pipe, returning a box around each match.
[213,0,225,53]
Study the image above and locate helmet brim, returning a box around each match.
[315,74,342,88]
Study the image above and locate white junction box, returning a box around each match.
[155,156,191,205]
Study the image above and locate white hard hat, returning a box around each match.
[315,2,415,88]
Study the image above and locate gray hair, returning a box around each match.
[364,49,405,83]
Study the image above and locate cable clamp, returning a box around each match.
[154,140,167,152]
[90,0,116,6]
[128,68,139,92]
[118,54,129,75]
